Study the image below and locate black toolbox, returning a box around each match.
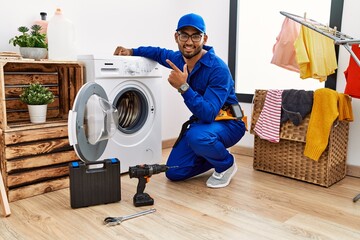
[69,158,121,208]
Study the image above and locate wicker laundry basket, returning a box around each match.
[251,89,349,187]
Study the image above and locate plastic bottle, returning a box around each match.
[47,8,76,60]
[34,12,48,35]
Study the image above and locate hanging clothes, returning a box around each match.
[254,89,283,143]
[294,25,337,82]
[344,44,360,99]
[304,88,353,161]
[271,17,301,72]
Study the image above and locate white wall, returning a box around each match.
[0,0,230,141]
[334,0,360,166]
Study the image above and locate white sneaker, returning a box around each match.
[206,162,238,188]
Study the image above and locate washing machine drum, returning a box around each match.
[68,82,119,162]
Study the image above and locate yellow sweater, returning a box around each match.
[304,88,353,160]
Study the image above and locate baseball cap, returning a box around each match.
[176,13,206,33]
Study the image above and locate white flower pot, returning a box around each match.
[27,104,48,123]
[20,47,48,60]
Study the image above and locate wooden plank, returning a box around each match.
[3,62,59,73]
[0,62,7,129]
[0,133,7,190]
[7,165,69,187]
[5,98,59,111]
[4,120,67,131]
[3,73,58,86]
[0,171,11,216]
[6,150,78,172]
[0,59,80,65]
[5,109,60,123]
[4,125,68,145]
[58,66,69,117]
[8,176,69,202]
[65,66,74,115]
[65,65,83,119]
[4,86,59,99]
[5,138,72,159]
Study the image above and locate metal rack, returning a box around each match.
[281,11,360,203]
[280,11,360,67]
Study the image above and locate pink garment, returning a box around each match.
[271,17,301,72]
[254,89,284,143]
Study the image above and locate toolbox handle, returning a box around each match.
[71,158,119,171]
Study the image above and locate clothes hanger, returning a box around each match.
[281,11,360,67]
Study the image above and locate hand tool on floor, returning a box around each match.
[0,171,11,217]
[104,208,156,226]
[129,164,175,207]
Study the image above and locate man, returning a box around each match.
[114,13,246,188]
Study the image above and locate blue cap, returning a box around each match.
[176,13,206,33]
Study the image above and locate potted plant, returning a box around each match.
[20,83,55,123]
[9,24,48,60]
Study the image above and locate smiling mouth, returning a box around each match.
[183,45,194,51]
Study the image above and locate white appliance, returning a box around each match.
[68,55,162,173]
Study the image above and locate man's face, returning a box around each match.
[175,27,207,59]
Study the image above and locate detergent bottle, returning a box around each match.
[47,8,77,60]
[34,12,48,35]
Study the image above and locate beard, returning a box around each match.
[180,44,203,59]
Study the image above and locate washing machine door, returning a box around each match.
[68,82,119,162]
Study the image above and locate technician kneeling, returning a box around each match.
[114,13,246,188]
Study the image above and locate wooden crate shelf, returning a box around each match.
[0,60,83,202]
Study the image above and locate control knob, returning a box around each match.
[126,63,138,75]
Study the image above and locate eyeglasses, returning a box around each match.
[177,32,203,42]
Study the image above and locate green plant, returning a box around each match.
[9,25,48,48]
[20,83,55,105]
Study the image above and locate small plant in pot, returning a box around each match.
[9,24,48,60]
[20,83,55,123]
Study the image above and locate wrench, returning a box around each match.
[104,208,156,226]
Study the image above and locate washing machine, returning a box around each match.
[68,55,162,173]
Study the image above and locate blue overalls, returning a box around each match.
[133,45,246,180]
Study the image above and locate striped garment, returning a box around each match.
[254,89,283,143]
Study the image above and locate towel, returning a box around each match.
[254,89,283,143]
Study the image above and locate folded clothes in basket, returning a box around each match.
[281,89,313,126]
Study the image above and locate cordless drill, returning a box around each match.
[129,164,169,207]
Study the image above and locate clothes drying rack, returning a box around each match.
[280,11,360,67]
[281,11,360,203]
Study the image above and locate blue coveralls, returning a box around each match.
[133,45,246,181]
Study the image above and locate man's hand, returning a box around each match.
[166,59,188,90]
[114,46,133,56]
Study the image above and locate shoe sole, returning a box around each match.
[206,163,238,188]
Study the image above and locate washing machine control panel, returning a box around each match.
[91,56,162,79]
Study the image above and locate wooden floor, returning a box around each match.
[1,148,360,240]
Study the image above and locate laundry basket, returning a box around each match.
[251,89,349,187]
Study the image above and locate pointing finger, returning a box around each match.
[166,59,182,72]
